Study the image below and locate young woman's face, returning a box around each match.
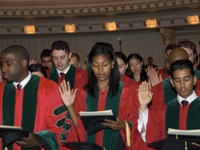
[91,54,113,83]
[129,58,143,75]
[117,57,127,74]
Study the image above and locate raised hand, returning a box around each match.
[29,59,36,66]
[138,81,153,111]
[59,80,78,108]
[146,66,162,87]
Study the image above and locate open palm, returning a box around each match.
[59,81,78,107]
[138,81,152,105]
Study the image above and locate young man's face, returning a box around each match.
[170,68,197,99]
[51,50,71,71]
[41,56,53,70]
[1,53,26,83]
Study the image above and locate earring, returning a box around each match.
[112,66,114,68]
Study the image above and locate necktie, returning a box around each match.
[60,73,65,81]
[181,100,188,106]
[17,84,22,90]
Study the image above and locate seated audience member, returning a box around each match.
[135,59,200,150]
[115,51,128,74]
[144,57,157,70]
[69,52,81,68]
[126,53,148,89]
[29,63,48,78]
[0,45,69,150]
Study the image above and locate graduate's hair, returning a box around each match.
[28,63,48,78]
[51,40,70,53]
[165,44,177,53]
[40,49,51,59]
[170,59,194,78]
[1,45,30,65]
[126,53,148,82]
[115,51,127,64]
[85,42,121,98]
[177,40,197,56]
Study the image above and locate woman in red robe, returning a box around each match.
[59,42,137,150]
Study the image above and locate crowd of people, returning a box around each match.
[0,39,199,150]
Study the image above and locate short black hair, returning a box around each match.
[165,44,177,52]
[40,49,51,59]
[2,45,30,65]
[170,59,194,78]
[51,40,70,53]
[115,51,127,64]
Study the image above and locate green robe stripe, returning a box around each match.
[165,99,179,136]
[186,98,200,129]
[163,78,176,104]
[22,75,39,131]
[49,65,76,89]
[166,97,200,136]
[2,82,15,150]
[86,82,123,150]
[35,130,59,150]
[3,83,15,126]
[2,75,39,150]
[103,82,123,150]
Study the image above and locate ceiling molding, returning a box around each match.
[0,0,199,18]
[0,0,199,35]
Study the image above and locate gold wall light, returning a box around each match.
[105,22,117,31]
[187,15,199,24]
[65,24,76,33]
[146,19,157,28]
[24,25,35,34]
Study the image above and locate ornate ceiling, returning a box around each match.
[0,0,199,35]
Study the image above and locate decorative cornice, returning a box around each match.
[0,0,199,35]
[0,0,199,18]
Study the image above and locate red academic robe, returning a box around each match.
[0,76,68,150]
[58,68,88,88]
[66,80,137,150]
[130,107,161,150]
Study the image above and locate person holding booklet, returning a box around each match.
[59,42,137,150]
[0,45,68,150]
[135,59,200,149]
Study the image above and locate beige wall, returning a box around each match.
[0,31,165,68]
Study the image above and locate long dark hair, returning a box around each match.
[126,53,148,82]
[85,42,121,98]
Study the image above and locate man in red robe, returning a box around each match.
[49,40,88,142]
[0,45,67,150]
[136,59,200,149]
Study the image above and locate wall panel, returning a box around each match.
[0,32,165,68]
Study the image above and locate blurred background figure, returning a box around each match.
[29,63,48,78]
[69,52,81,68]
[157,44,178,80]
[40,49,54,70]
[82,54,88,70]
[115,51,127,74]
[126,53,148,88]
[144,56,158,70]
